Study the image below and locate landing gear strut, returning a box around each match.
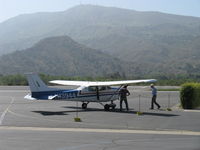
[82,101,116,111]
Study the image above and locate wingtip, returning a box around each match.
[147,79,157,83]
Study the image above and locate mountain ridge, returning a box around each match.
[1,5,200,55]
[0,5,200,76]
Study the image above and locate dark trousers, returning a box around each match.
[151,95,160,109]
[120,97,129,111]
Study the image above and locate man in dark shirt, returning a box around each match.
[119,85,130,111]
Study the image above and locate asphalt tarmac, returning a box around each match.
[0,86,199,150]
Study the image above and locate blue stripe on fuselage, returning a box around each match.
[31,89,79,100]
[31,87,119,100]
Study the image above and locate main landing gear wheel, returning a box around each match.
[104,103,116,111]
[104,104,110,111]
[82,103,87,109]
[111,105,116,110]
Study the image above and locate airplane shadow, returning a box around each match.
[32,111,69,116]
[63,106,179,117]
[32,107,103,116]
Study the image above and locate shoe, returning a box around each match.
[149,108,154,110]
[158,106,161,109]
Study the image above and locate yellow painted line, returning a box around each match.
[184,109,200,113]
[0,126,199,136]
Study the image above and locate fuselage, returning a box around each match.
[29,86,119,102]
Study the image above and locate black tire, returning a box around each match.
[104,104,110,111]
[82,103,87,109]
[112,105,116,110]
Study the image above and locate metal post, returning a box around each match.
[168,94,170,108]
[137,94,143,115]
[74,101,82,122]
[76,101,78,118]
[167,93,172,111]
[139,95,141,112]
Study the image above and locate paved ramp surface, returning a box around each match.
[0,86,199,150]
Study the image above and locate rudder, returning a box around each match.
[26,73,52,92]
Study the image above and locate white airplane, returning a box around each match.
[25,73,156,111]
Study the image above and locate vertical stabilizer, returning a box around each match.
[26,73,52,92]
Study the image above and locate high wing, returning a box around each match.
[49,79,157,87]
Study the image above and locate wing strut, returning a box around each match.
[107,85,123,101]
[96,86,100,100]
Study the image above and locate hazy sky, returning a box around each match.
[0,0,200,23]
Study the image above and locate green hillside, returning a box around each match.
[0,36,130,77]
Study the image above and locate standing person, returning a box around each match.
[150,84,160,109]
[119,85,130,111]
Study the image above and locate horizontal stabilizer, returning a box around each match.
[24,94,36,100]
[48,95,58,100]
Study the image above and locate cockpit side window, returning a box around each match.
[106,86,111,90]
[99,86,106,91]
[88,86,112,91]
[88,86,96,91]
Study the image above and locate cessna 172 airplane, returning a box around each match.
[25,73,156,111]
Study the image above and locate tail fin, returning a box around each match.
[25,73,61,100]
[26,73,52,92]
